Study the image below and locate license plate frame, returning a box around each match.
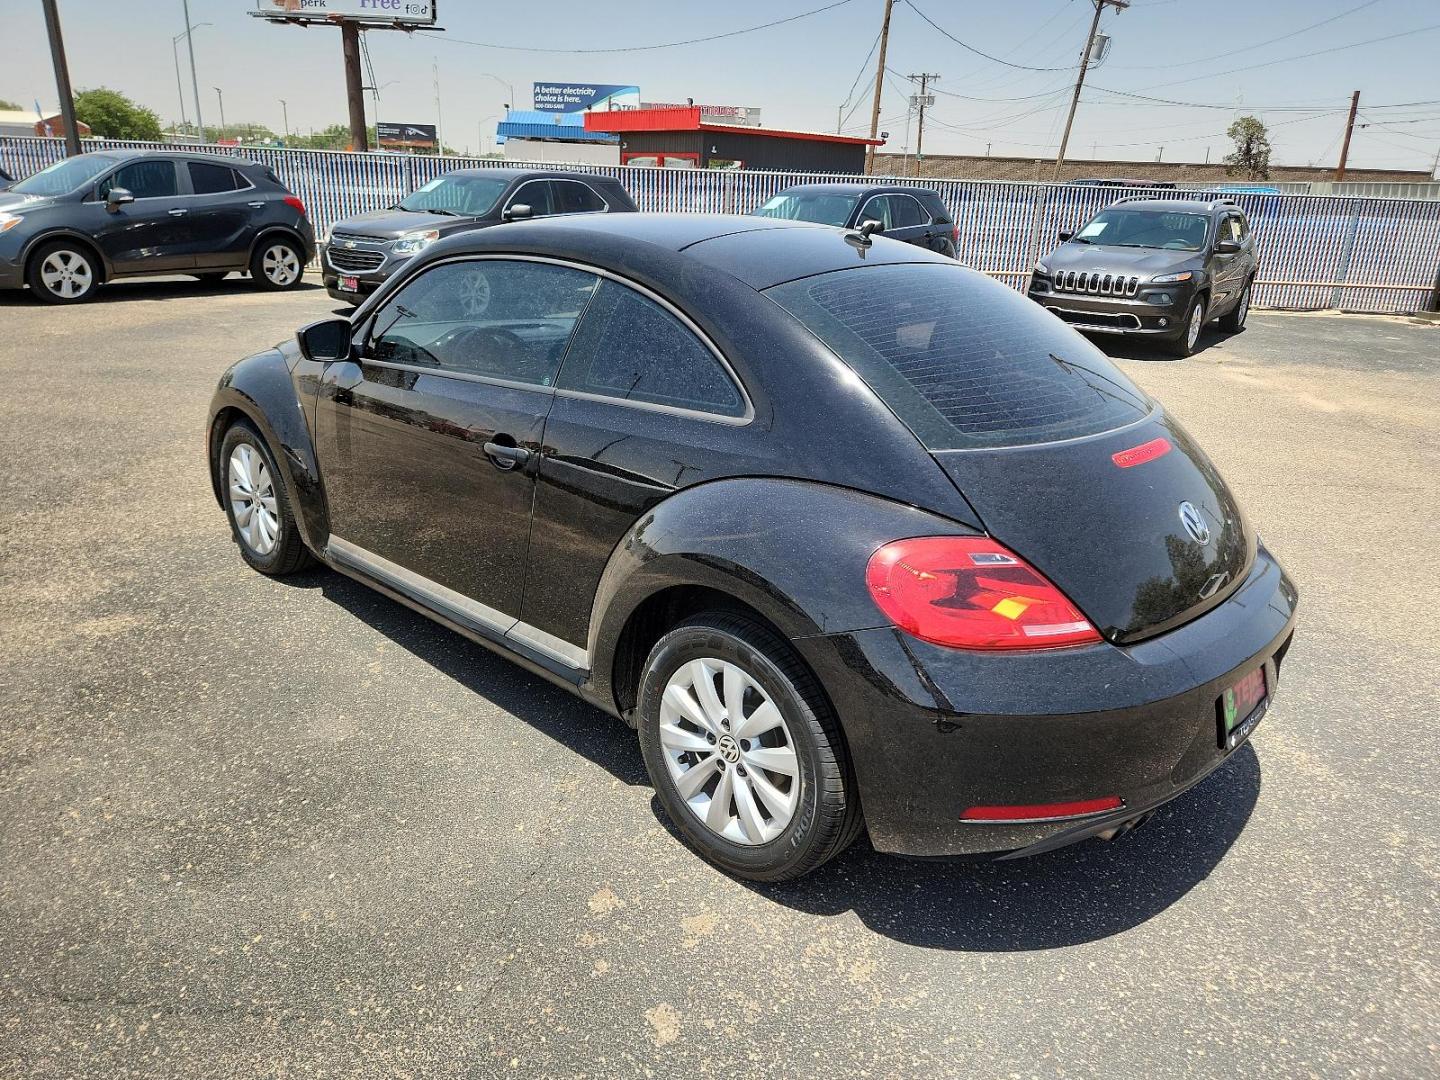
[1218,665,1268,751]
[340,275,360,293]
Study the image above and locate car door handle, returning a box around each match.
[483,440,531,471]
[248,201,265,208]
[168,208,188,217]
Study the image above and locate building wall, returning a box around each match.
[873,153,1432,185]
[706,130,866,174]
[502,139,619,166]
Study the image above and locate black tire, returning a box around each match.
[218,420,314,575]
[636,612,863,882]
[1219,281,1251,332]
[1166,293,1208,358]
[26,240,100,304]
[248,237,306,291]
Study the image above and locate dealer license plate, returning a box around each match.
[341,275,359,292]
[1219,666,1268,751]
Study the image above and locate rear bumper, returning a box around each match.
[795,544,1297,858]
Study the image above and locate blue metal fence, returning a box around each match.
[3,136,1437,313]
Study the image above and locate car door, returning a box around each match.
[520,277,757,664]
[1210,214,1243,311]
[91,160,196,273]
[887,194,936,249]
[183,160,259,270]
[312,256,600,622]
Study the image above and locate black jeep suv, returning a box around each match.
[320,168,638,304]
[1027,197,1258,357]
[752,183,958,257]
[0,150,315,303]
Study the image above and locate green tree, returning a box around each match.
[73,88,163,141]
[1223,115,1272,181]
[0,99,22,111]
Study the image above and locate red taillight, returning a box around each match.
[283,195,307,217]
[1112,436,1172,468]
[960,796,1123,822]
[952,223,960,245]
[865,536,1101,650]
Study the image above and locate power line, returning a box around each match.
[418,0,858,54]
[903,0,1076,71]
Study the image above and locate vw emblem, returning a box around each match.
[1179,501,1210,545]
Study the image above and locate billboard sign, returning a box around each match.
[254,0,438,26]
[533,83,640,114]
[377,122,438,151]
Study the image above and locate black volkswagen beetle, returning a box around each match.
[206,214,1297,881]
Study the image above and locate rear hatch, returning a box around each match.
[767,262,1254,643]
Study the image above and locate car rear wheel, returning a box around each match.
[219,421,313,575]
[1219,281,1251,332]
[27,241,99,304]
[1167,294,1207,358]
[636,612,862,881]
[250,238,305,291]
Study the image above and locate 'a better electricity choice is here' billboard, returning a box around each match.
[254,0,438,26]
[532,83,641,113]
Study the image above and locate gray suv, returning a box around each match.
[320,168,638,304]
[1027,197,1258,357]
[0,149,315,303]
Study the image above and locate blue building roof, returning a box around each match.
[495,110,619,145]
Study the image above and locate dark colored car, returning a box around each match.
[206,214,1296,881]
[752,183,958,256]
[1028,197,1258,357]
[1069,178,1178,189]
[0,149,314,303]
[319,168,638,304]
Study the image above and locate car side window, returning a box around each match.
[188,161,244,194]
[890,196,927,228]
[557,278,746,418]
[98,161,179,200]
[552,180,607,215]
[858,195,893,229]
[366,259,599,386]
[507,181,554,217]
[1220,216,1243,244]
[1233,214,1250,241]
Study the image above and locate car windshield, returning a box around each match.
[753,192,860,227]
[1074,209,1210,251]
[11,154,118,197]
[769,263,1151,450]
[397,175,508,216]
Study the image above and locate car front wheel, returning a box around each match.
[1167,294,1207,358]
[27,241,100,303]
[219,421,313,575]
[636,612,863,881]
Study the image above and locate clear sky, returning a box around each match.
[3,0,1438,172]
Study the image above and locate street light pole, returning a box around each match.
[181,0,206,143]
[170,23,209,141]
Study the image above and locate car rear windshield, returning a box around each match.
[767,263,1152,450]
[753,192,859,227]
[398,175,508,216]
[11,154,117,197]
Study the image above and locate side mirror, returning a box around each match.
[297,318,352,362]
[105,187,135,212]
[1057,230,1073,242]
[858,219,885,237]
[503,203,533,221]
[1214,238,1241,254]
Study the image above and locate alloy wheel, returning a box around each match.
[261,244,301,286]
[1186,302,1204,350]
[658,657,801,846]
[228,443,280,555]
[39,249,93,300]
[1238,287,1250,324]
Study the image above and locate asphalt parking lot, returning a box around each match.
[1,274,1436,1079]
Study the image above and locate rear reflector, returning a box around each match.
[865,536,1102,650]
[1112,437,1172,468]
[283,195,307,217]
[960,796,1123,822]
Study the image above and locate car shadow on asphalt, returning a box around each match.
[280,564,1260,952]
[1100,326,1246,363]
[0,276,323,306]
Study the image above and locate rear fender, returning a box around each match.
[586,476,979,709]
[207,348,328,551]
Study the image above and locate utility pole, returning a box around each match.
[1335,90,1360,181]
[340,21,369,151]
[171,33,190,134]
[909,72,940,179]
[213,87,226,136]
[1053,0,1129,181]
[39,0,81,155]
[864,0,895,175]
[279,99,289,140]
[181,0,206,143]
[1431,142,1440,181]
[433,59,445,157]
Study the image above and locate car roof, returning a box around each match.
[430,167,621,184]
[1109,198,1233,214]
[76,147,261,169]
[769,182,941,198]
[423,212,955,290]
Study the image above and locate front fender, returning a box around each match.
[206,346,328,552]
[586,477,979,708]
